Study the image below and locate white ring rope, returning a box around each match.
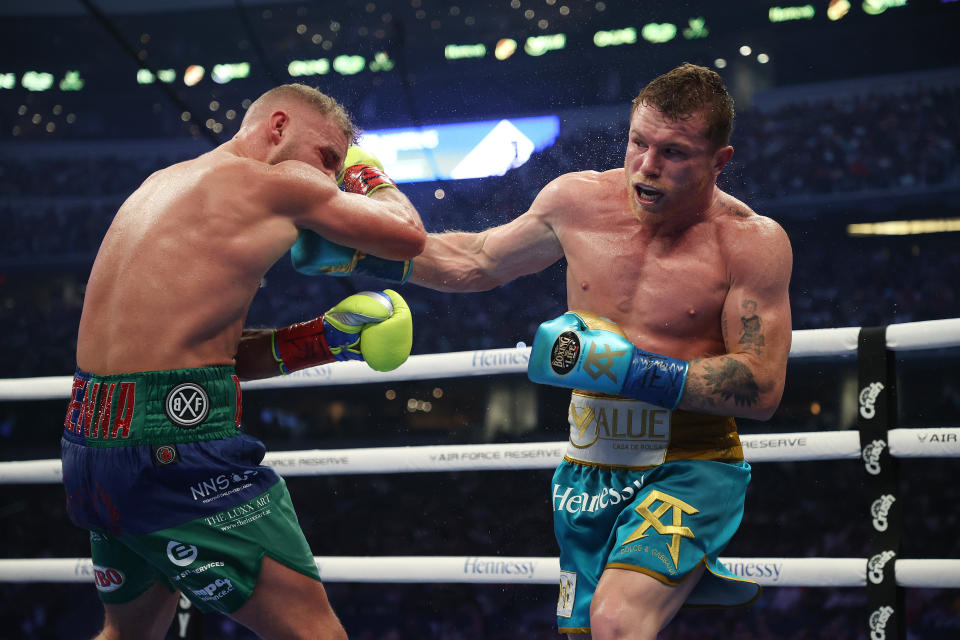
[1,428,957,484]
[1,318,958,401]
[1,319,958,593]
[0,556,957,589]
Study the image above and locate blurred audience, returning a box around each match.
[1,82,958,638]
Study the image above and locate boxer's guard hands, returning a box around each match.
[272,289,412,374]
[527,310,688,410]
[322,289,412,372]
[291,146,410,283]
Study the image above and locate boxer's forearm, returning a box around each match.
[679,354,784,421]
[234,329,283,381]
[409,232,501,292]
[368,187,426,236]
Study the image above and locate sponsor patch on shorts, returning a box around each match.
[93,565,126,592]
[152,443,179,466]
[165,383,210,428]
[557,570,577,618]
[166,540,199,567]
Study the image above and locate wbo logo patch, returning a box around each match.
[165,383,209,428]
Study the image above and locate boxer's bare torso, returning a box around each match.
[412,107,792,419]
[77,152,301,374]
[78,108,424,376]
[552,168,784,362]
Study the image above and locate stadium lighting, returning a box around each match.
[369,52,395,72]
[593,28,637,47]
[183,65,205,86]
[444,43,487,60]
[211,62,250,84]
[59,71,84,91]
[682,17,709,39]
[21,71,54,92]
[828,0,852,20]
[288,59,330,77]
[524,33,566,56]
[494,38,518,60]
[768,5,816,22]
[640,23,677,44]
[333,55,365,75]
[847,218,960,236]
[862,0,908,16]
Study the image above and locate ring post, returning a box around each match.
[857,326,904,640]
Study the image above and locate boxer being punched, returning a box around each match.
[409,64,792,639]
[61,83,424,639]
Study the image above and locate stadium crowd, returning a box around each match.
[1,82,958,638]
[2,84,959,379]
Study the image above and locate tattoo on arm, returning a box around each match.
[738,299,765,355]
[697,358,760,407]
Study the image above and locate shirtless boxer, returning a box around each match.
[60,83,425,639]
[408,64,793,639]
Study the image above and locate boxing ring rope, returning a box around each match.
[1,428,958,484]
[3,317,958,401]
[0,319,958,599]
[1,556,958,588]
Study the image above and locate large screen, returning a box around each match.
[357,115,561,183]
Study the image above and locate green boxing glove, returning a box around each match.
[272,289,412,374]
[338,145,397,195]
[321,289,412,372]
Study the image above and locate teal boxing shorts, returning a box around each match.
[552,458,760,634]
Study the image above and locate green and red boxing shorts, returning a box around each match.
[60,365,321,614]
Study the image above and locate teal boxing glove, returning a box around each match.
[527,310,689,410]
[291,232,411,283]
[291,145,409,282]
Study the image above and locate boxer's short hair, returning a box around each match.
[632,63,734,151]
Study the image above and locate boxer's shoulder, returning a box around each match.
[534,170,618,219]
[548,169,620,192]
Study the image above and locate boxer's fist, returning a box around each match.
[339,145,396,196]
[323,289,412,372]
[527,310,688,409]
[291,233,410,283]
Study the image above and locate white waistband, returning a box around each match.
[565,392,671,468]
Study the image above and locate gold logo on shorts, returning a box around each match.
[583,342,627,382]
[568,404,599,448]
[622,490,699,570]
[557,570,576,618]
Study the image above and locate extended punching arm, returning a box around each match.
[292,146,411,283]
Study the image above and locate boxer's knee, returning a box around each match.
[589,594,659,640]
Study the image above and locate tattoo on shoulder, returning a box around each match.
[738,299,765,354]
[720,200,750,218]
[698,358,760,407]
